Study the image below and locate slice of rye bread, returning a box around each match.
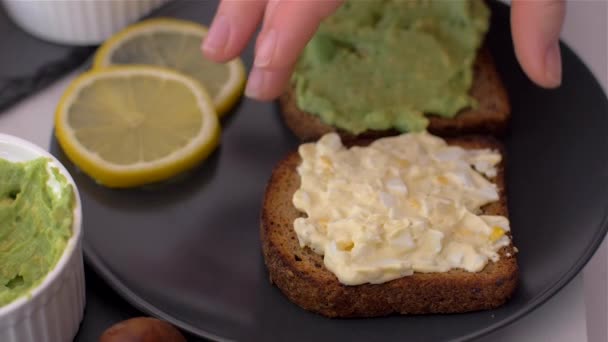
[260,136,518,318]
[279,47,511,143]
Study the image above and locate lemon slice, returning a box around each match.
[54,66,220,188]
[93,18,245,116]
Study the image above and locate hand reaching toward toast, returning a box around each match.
[201,0,342,101]
[510,1,565,89]
[201,0,565,101]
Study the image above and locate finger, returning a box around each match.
[511,0,566,88]
[202,0,267,62]
[263,0,280,25]
[245,65,294,101]
[245,0,342,99]
[253,0,342,70]
[256,0,280,56]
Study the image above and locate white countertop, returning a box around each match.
[0,1,606,341]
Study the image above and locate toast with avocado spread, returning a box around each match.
[279,0,510,142]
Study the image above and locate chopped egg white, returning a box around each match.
[293,132,511,285]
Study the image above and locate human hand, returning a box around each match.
[201,0,342,101]
[201,0,565,101]
[511,0,565,89]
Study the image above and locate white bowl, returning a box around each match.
[0,134,85,342]
[2,0,172,45]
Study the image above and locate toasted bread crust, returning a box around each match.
[260,137,518,317]
[279,48,511,143]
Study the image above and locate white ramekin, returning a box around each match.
[1,0,172,45]
[0,134,85,342]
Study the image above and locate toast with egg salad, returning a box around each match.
[260,132,518,317]
[279,0,510,142]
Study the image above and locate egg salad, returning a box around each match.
[292,132,511,285]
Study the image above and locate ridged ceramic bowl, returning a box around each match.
[0,134,85,342]
[1,0,172,45]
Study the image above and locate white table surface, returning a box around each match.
[0,1,606,341]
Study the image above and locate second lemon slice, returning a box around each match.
[93,18,245,116]
[55,66,220,188]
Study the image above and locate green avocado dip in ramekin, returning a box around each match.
[0,157,75,307]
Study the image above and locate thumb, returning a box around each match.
[511,0,566,88]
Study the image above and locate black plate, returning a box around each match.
[50,1,608,341]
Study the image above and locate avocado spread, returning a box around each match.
[0,158,74,307]
[292,0,490,134]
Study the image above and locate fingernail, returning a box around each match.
[545,42,562,87]
[255,29,277,68]
[245,68,264,99]
[202,15,230,55]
